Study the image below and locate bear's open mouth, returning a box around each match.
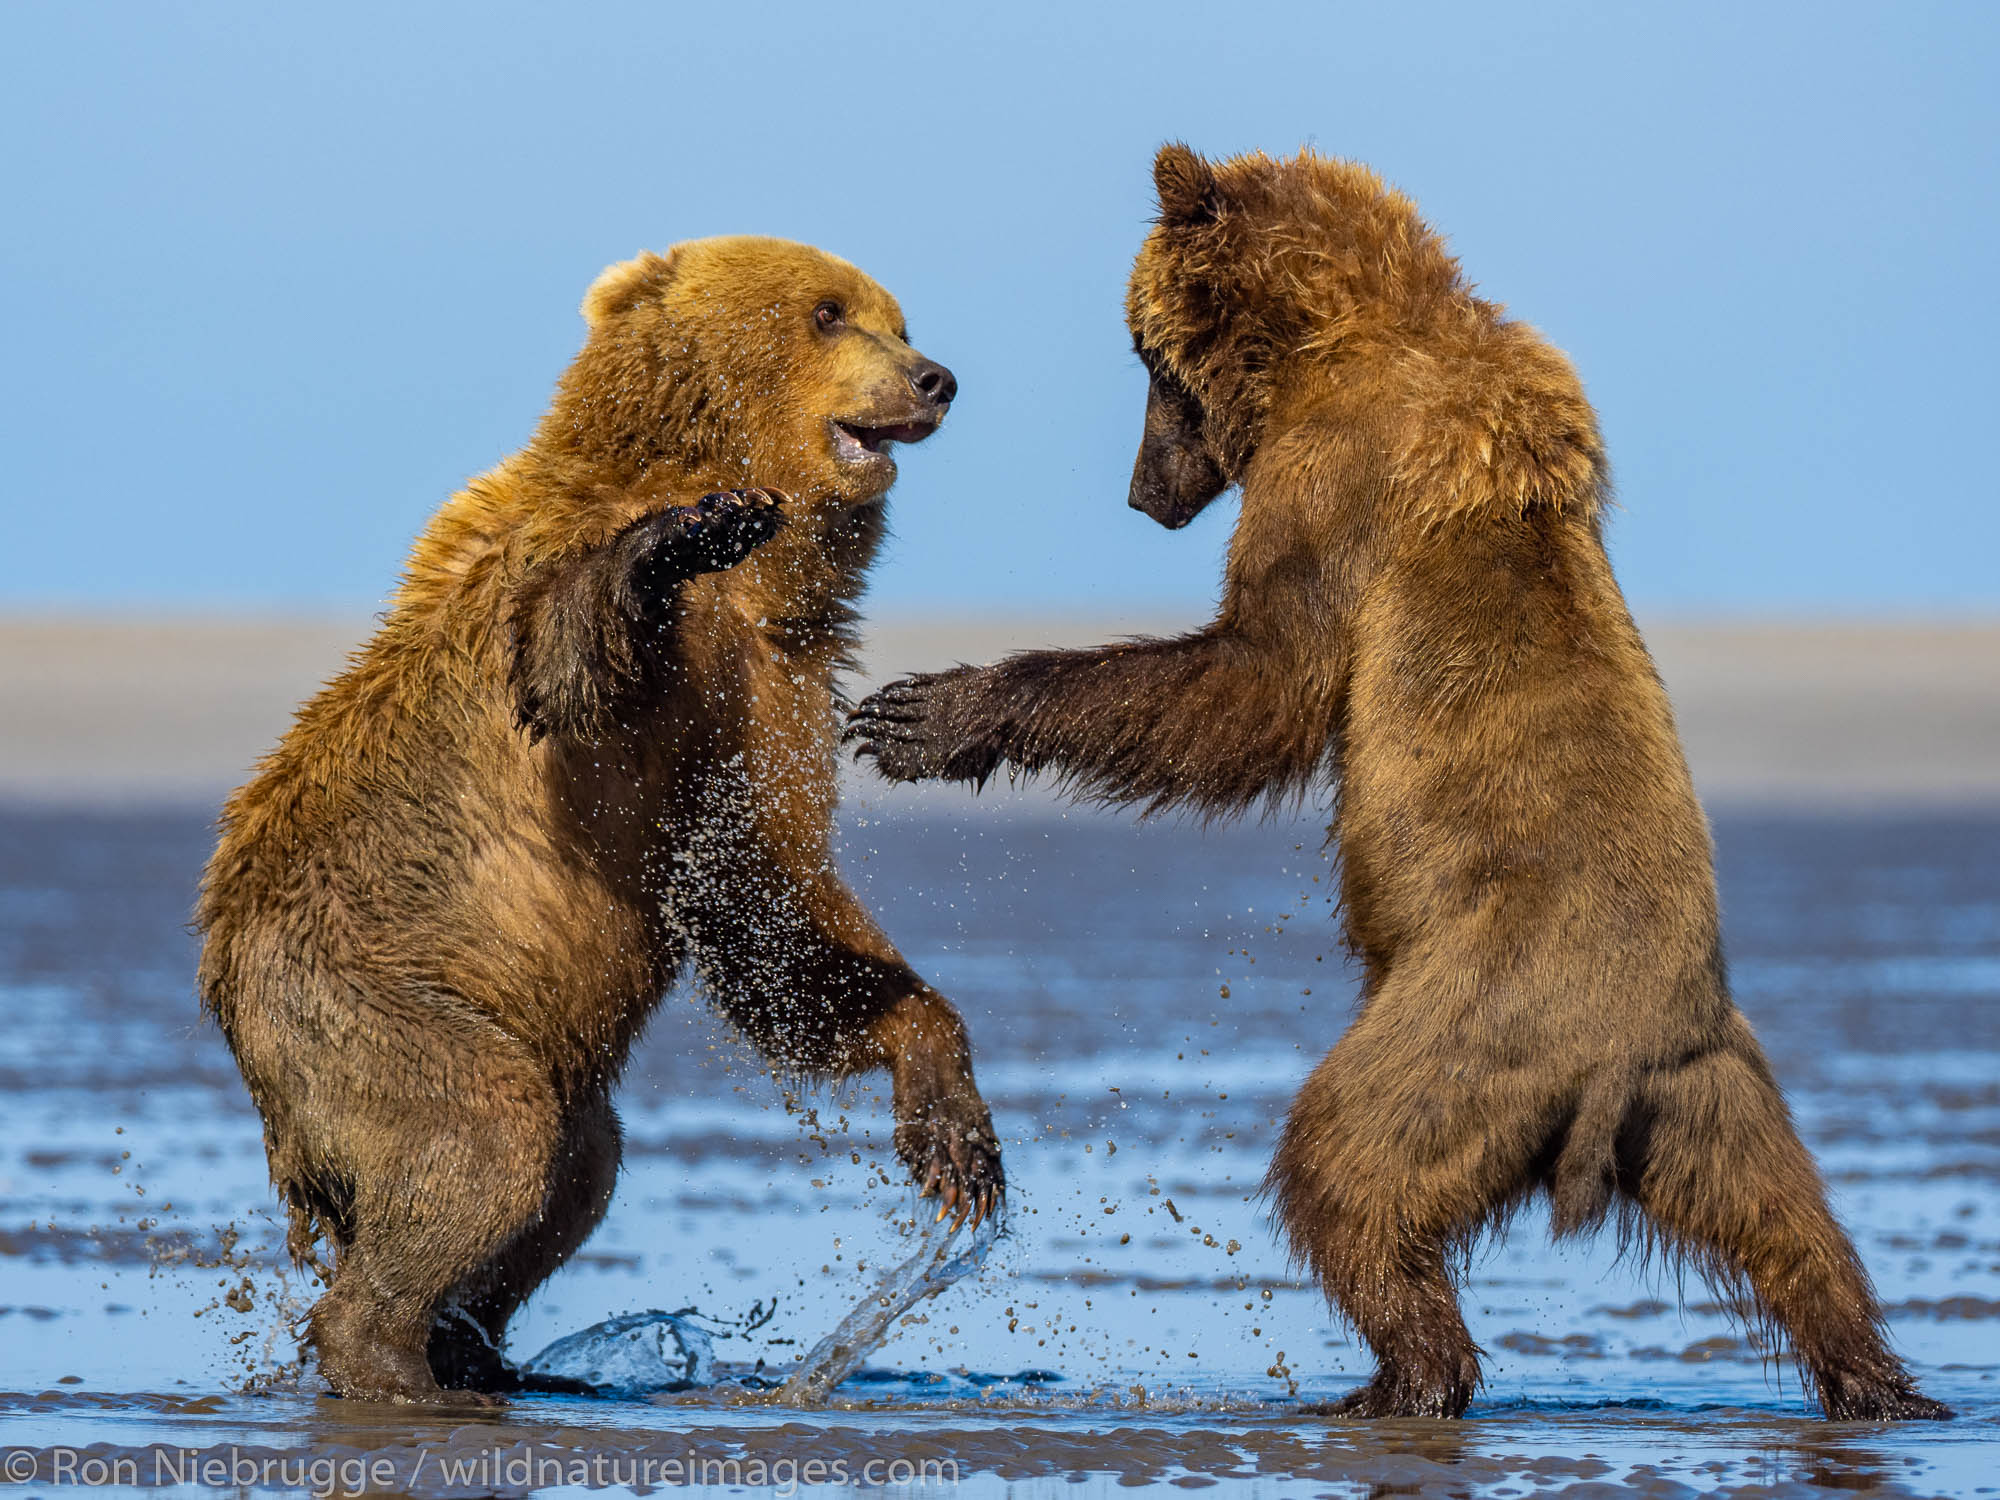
[829,417,940,465]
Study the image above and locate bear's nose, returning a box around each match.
[908,360,957,408]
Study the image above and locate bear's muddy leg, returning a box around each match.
[1270,1171,1484,1418]
[1626,1040,1952,1420]
[308,1067,558,1404]
[1314,1235,1482,1419]
[428,1091,623,1393]
[1270,1038,1492,1419]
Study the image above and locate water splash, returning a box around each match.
[521,1309,717,1395]
[780,1214,999,1405]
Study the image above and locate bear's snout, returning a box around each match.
[906,358,957,409]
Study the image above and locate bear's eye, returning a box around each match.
[813,300,844,332]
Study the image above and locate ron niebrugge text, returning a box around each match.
[5,1445,962,1494]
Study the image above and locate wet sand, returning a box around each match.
[2,803,1996,1494]
[3,613,1997,807]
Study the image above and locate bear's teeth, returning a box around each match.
[831,422,886,461]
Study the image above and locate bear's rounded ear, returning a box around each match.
[1153,142,1219,226]
[580,250,672,328]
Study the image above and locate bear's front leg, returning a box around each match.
[849,631,1339,817]
[702,927,1004,1229]
[872,988,1005,1229]
[510,488,787,740]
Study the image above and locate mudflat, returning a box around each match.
[3,802,1995,1493]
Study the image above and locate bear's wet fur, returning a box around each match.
[198,237,1000,1405]
[849,148,1947,1421]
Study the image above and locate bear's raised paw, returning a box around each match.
[845,667,1005,787]
[626,488,787,604]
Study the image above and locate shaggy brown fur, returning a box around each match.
[848,147,1948,1421]
[197,237,999,1406]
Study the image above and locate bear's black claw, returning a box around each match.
[845,671,951,781]
[846,668,1008,788]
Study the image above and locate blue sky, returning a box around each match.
[2,1,1994,616]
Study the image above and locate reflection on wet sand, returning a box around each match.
[0,1402,1969,1494]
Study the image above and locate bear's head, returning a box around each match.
[551,237,955,506]
[1124,145,1602,531]
[1125,145,1444,529]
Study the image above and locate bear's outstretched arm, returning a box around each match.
[690,876,1003,1228]
[508,489,785,741]
[847,627,1336,816]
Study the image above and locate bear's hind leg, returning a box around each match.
[306,1032,560,1405]
[429,1091,623,1392]
[1312,1231,1483,1418]
[1625,1035,1951,1420]
[1270,1035,1512,1418]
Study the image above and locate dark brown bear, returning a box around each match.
[848,147,1947,1422]
[197,237,1001,1405]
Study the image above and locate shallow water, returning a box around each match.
[2,797,1996,1495]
